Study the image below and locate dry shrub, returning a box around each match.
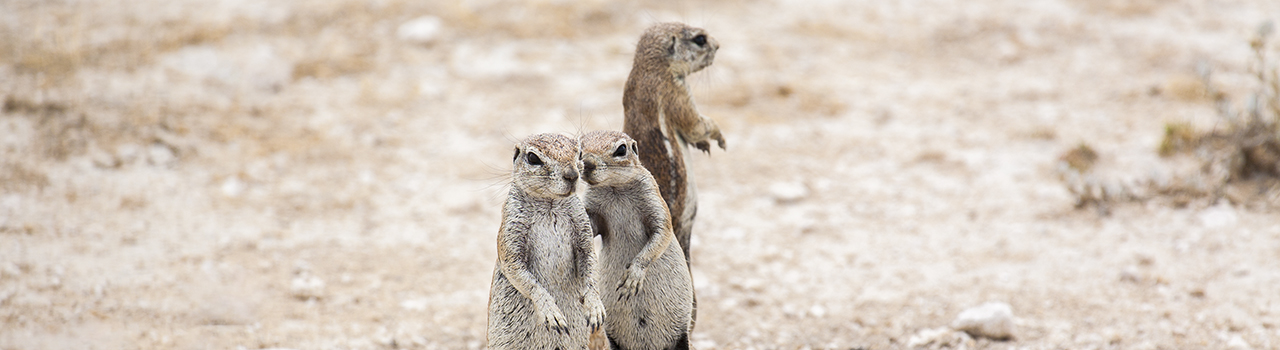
[1060,22,1280,211]
[2,95,94,160]
[1159,22,1280,190]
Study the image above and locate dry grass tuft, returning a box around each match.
[1158,122,1198,157]
[1060,143,1099,172]
[0,163,50,193]
[3,96,68,116]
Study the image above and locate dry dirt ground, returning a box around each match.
[3,0,1280,349]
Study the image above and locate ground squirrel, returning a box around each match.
[488,133,606,350]
[623,22,725,265]
[580,130,695,350]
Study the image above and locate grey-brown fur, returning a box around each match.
[488,133,605,350]
[580,130,694,350]
[623,22,724,266]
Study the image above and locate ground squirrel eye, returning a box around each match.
[525,152,543,166]
[613,144,628,157]
[692,34,707,47]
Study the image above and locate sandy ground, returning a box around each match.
[2,0,1280,349]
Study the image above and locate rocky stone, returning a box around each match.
[952,301,1015,340]
[397,16,443,44]
[289,275,325,300]
[768,181,809,203]
[1198,201,1238,229]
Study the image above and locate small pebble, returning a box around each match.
[907,327,970,348]
[1198,202,1237,229]
[289,275,325,300]
[768,181,808,203]
[952,301,1015,340]
[397,16,443,44]
[147,144,177,167]
[1227,335,1251,349]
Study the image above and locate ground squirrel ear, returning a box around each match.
[668,36,677,55]
[512,147,520,162]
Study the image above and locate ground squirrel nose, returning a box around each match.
[564,169,579,183]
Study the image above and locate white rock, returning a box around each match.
[289,275,325,299]
[1198,202,1238,229]
[952,301,1015,340]
[768,181,809,203]
[397,16,443,44]
[220,177,245,197]
[400,298,429,311]
[116,143,141,164]
[808,304,827,318]
[1227,334,1252,349]
[1223,333,1254,346]
[147,144,176,167]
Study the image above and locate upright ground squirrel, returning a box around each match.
[580,130,695,350]
[623,22,725,265]
[487,133,605,350]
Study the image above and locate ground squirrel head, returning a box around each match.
[635,22,718,78]
[511,133,581,198]
[579,130,646,186]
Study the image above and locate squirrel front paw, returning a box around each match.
[616,264,646,301]
[692,122,726,153]
[536,303,570,335]
[584,292,605,332]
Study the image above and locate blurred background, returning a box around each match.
[2,0,1279,349]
